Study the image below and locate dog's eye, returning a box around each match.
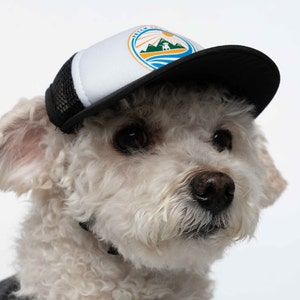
[114,124,150,155]
[213,129,232,152]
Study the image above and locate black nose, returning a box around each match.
[190,171,235,214]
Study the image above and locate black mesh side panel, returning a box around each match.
[45,55,84,133]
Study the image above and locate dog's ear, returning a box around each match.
[0,97,50,195]
[256,132,287,208]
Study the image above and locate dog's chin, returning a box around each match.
[117,231,230,275]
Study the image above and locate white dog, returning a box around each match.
[0,25,286,300]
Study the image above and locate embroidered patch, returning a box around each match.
[128,25,199,70]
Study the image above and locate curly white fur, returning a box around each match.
[0,84,286,299]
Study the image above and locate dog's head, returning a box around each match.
[0,84,286,274]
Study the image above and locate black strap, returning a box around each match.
[0,276,31,300]
[79,222,119,256]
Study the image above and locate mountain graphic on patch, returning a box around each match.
[139,38,186,59]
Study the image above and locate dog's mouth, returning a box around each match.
[183,223,225,239]
[180,213,229,239]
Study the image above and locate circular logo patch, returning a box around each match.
[128,26,199,70]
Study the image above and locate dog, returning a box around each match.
[0,25,286,299]
[0,83,286,299]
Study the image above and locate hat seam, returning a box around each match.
[71,51,92,107]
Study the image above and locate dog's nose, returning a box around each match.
[190,171,235,214]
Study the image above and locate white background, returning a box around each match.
[0,1,298,299]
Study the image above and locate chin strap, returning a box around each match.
[79,222,119,256]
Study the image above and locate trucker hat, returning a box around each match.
[45,25,280,133]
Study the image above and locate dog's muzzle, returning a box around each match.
[190,171,235,214]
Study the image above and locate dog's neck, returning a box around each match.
[15,196,212,299]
